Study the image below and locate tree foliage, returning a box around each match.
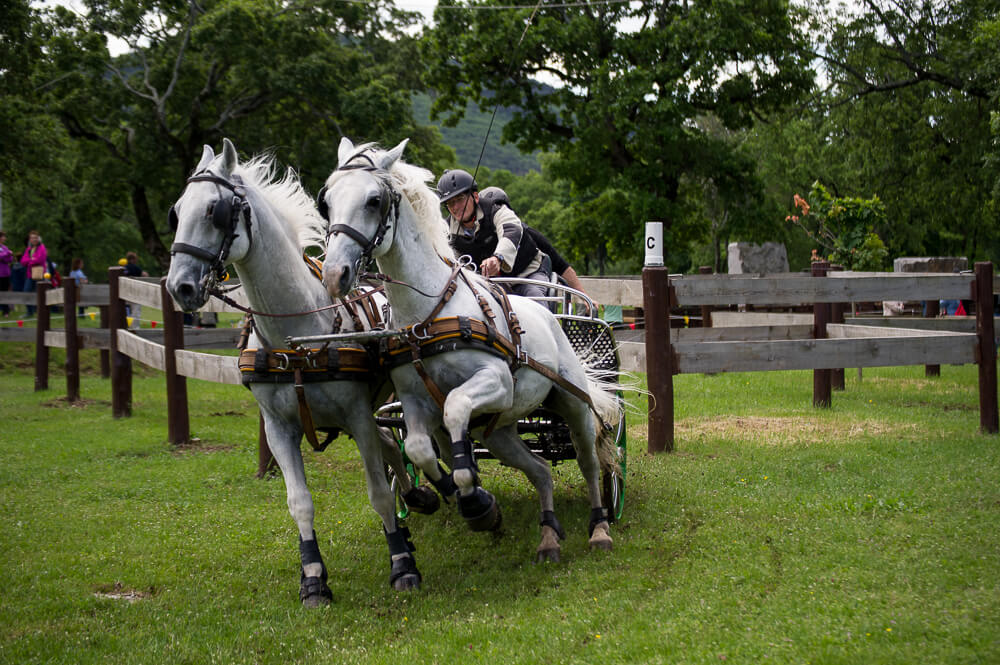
[423,0,815,269]
[1,0,450,272]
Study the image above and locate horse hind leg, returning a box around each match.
[376,426,440,515]
[481,425,562,561]
[550,391,613,552]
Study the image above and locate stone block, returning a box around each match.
[727,242,789,274]
[893,257,968,273]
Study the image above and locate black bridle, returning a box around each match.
[169,172,253,281]
[315,152,400,274]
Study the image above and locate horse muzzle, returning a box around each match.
[166,262,211,312]
[323,262,355,300]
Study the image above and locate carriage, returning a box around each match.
[371,277,627,524]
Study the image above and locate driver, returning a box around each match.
[437,169,550,299]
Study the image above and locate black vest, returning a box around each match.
[450,200,538,277]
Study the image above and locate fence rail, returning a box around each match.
[2,262,997,462]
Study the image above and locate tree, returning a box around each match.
[2,0,450,271]
[797,0,1000,262]
[422,0,815,269]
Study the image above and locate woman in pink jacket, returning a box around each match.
[20,230,47,315]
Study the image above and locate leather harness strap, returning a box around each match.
[390,266,601,425]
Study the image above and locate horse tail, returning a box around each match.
[582,365,624,473]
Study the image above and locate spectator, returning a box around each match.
[19,230,47,316]
[69,258,88,317]
[122,251,148,328]
[0,231,12,316]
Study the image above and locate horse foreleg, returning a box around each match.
[442,367,513,531]
[258,409,332,606]
[349,414,422,591]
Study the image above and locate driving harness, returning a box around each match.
[236,262,388,452]
[321,151,604,434]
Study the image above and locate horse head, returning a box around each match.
[166,138,253,311]
[319,137,408,299]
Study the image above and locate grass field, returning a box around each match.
[1,342,998,664]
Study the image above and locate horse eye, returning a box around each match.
[366,194,381,209]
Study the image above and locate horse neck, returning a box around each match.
[376,205,459,326]
[233,192,337,344]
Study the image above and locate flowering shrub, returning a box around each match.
[787,182,889,271]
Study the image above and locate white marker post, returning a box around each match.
[644,221,663,267]
[641,220,672,453]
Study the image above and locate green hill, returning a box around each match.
[412,92,540,175]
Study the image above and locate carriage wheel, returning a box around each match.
[380,404,418,520]
[601,407,627,522]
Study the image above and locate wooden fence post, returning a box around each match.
[643,266,674,453]
[108,267,132,418]
[34,281,51,392]
[924,298,941,377]
[161,278,190,444]
[64,282,80,402]
[831,265,845,391]
[975,262,998,433]
[99,305,111,378]
[812,261,832,407]
[699,265,713,328]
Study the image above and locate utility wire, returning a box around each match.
[333,0,633,11]
[471,0,545,183]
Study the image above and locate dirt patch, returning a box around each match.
[171,438,236,455]
[93,581,153,603]
[631,416,919,446]
[40,396,110,409]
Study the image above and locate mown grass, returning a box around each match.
[1,342,998,664]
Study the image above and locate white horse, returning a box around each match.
[319,137,622,563]
[165,139,436,604]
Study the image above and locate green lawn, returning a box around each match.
[1,344,998,664]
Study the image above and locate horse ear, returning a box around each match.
[194,145,214,173]
[337,137,356,167]
[221,138,238,175]
[378,138,409,171]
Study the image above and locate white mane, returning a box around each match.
[229,153,327,253]
[325,143,457,262]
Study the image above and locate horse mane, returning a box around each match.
[230,153,327,253]
[326,143,456,262]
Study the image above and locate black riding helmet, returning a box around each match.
[437,169,477,203]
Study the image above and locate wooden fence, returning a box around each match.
[2,263,998,461]
[579,262,999,453]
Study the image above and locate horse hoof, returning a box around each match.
[535,547,561,563]
[589,522,614,551]
[459,488,502,532]
[300,576,332,608]
[403,486,440,515]
[392,574,422,591]
[389,554,422,591]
